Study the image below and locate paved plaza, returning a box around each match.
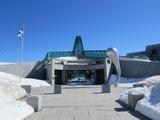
[25,86,150,120]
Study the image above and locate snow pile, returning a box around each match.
[0,100,34,120]
[0,81,34,120]
[135,82,160,120]
[119,57,151,62]
[138,75,160,86]
[0,71,50,87]
[117,75,160,120]
[0,71,51,120]
[119,86,150,104]
[0,81,27,99]
[109,75,144,87]
[109,74,160,87]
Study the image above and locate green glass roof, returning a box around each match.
[44,36,108,64]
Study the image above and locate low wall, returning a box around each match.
[0,61,45,79]
[120,58,160,78]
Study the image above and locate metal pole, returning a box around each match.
[19,25,24,84]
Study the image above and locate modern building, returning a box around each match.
[44,36,112,85]
[127,44,160,61]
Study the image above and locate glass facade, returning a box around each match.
[43,36,108,65]
[67,70,92,85]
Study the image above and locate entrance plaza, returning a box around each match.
[26,86,149,120]
[24,36,150,120]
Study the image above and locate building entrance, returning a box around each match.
[67,70,92,85]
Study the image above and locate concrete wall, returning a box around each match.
[0,61,45,79]
[2,57,160,80]
[146,44,160,61]
[46,62,53,80]
[120,58,160,78]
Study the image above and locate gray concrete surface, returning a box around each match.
[0,61,45,79]
[27,95,42,112]
[25,86,150,120]
[101,84,110,93]
[54,85,61,94]
[128,93,145,110]
[21,85,31,94]
[133,83,145,88]
[120,58,160,78]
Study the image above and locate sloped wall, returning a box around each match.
[0,61,45,79]
[120,58,160,78]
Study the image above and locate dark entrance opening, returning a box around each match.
[55,70,62,85]
[95,69,105,84]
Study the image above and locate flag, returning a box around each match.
[17,29,24,39]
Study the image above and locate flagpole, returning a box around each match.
[19,25,24,85]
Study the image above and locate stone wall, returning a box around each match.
[0,61,45,79]
[120,58,160,78]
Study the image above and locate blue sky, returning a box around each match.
[0,0,160,62]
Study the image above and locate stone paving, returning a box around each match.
[25,86,150,120]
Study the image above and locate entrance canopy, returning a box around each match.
[44,36,108,64]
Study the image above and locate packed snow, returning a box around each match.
[135,82,160,120]
[114,74,160,120]
[0,71,51,120]
[109,75,144,87]
[0,81,27,99]
[109,74,160,87]
[0,81,34,120]
[0,71,50,87]
[119,86,150,104]
[119,57,151,62]
[0,100,34,120]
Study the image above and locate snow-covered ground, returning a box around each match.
[113,74,160,120]
[119,86,150,104]
[0,71,51,120]
[109,75,143,87]
[109,74,160,87]
[0,71,50,87]
[0,62,16,65]
[135,82,160,120]
[0,81,34,120]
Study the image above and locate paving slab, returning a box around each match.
[25,85,150,120]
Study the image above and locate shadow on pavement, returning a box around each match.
[115,100,151,120]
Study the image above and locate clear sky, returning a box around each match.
[0,0,160,62]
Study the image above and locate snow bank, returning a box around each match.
[135,82,160,120]
[0,100,34,120]
[119,86,150,104]
[0,81,27,99]
[119,57,151,62]
[0,71,50,87]
[0,82,34,120]
[109,74,160,87]
[109,75,144,87]
[117,75,160,120]
[138,75,160,86]
[0,71,51,120]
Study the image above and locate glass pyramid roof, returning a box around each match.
[44,36,108,63]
